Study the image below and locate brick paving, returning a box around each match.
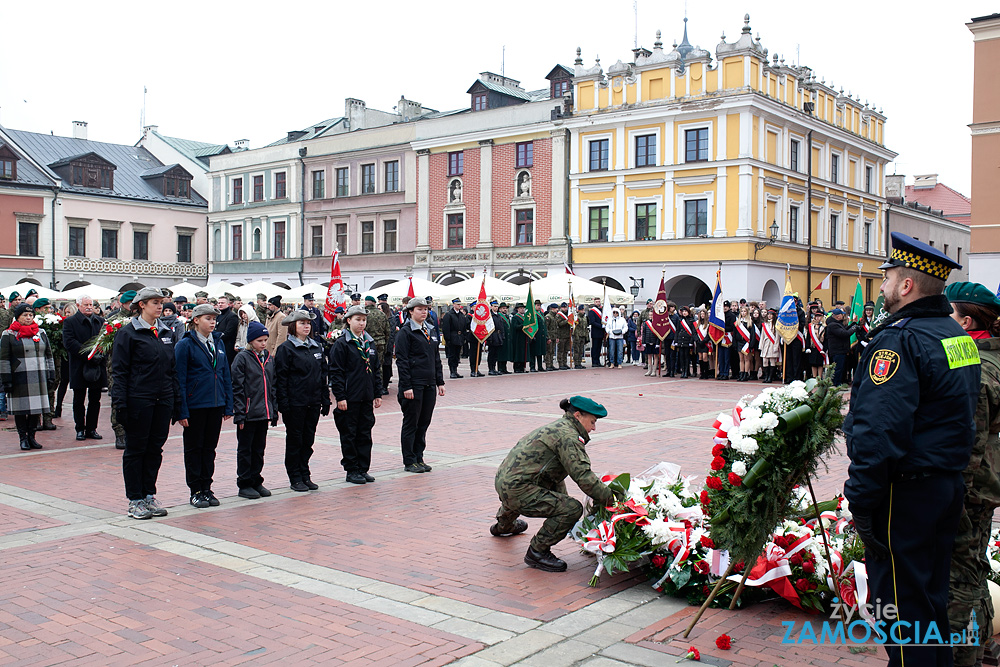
[0,365,914,665]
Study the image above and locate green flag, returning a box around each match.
[849,280,864,344]
[871,293,890,329]
[522,284,539,339]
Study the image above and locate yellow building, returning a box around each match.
[563,16,897,307]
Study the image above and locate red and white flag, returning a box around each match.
[323,250,347,323]
[564,263,575,275]
[471,273,495,343]
[406,276,415,300]
[814,271,833,291]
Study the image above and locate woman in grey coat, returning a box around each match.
[0,304,55,450]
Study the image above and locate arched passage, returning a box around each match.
[369,279,396,290]
[590,275,626,293]
[435,271,471,285]
[665,275,712,308]
[118,281,145,292]
[16,278,43,286]
[498,269,544,285]
[63,280,91,291]
[761,280,781,308]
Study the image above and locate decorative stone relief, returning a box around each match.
[63,257,208,277]
[516,171,532,198]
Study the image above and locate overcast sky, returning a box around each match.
[1,0,991,195]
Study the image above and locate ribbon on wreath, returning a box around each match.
[727,533,814,610]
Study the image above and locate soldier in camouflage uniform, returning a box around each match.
[572,305,588,369]
[544,304,560,371]
[945,282,1000,667]
[364,296,390,372]
[491,396,620,572]
[255,293,269,324]
[106,291,135,449]
[553,302,572,370]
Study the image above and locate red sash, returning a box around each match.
[723,332,733,346]
[736,321,752,354]
[644,320,657,335]
[696,325,708,342]
[680,319,694,336]
[796,330,805,345]
[666,317,677,333]
[808,325,829,364]
[558,311,569,322]
[590,306,603,320]
[761,323,777,345]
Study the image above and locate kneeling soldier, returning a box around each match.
[492,396,620,572]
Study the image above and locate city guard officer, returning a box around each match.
[845,232,980,667]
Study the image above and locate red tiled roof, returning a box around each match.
[905,183,971,225]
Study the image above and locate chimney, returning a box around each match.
[143,124,158,136]
[397,97,423,122]
[885,174,906,201]
[345,98,366,131]
[234,139,249,151]
[72,121,88,140]
[913,173,938,189]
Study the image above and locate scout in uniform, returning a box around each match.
[845,233,980,667]
[492,396,621,572]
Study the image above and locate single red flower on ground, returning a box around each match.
[715,634,732,650]
[700,535,714,549]
[710,456,726,471]
[680,646,700,661]
[727,472,742,486]
[706,476,723,491]
[700,490,711,505]
[651,555,667,568]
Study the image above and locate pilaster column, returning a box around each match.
[478,140,493,248]
[416,149,430,250]
[549,129,569,244]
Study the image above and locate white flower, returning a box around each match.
[731,461,747,476]
[992,559,1000,574]
[759,412,779,431]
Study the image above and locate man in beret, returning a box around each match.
[0,292,21,330]
[195,291,209,305]
[543,304,560,371]
[845,232,980,664]
[364,295,391,386]
[554,302,572,370]
[441,297,469,379]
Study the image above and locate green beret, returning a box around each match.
[945,281,1000,312]
[26,289,38,297]
[9,291,20,300]
[568,395,607,418]
[120,290,137,304]
[364,295,377,303]
[32,297,50,308]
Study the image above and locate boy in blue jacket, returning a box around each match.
[231,321,277,499]
[175,303,234,508]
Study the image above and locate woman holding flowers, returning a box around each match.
[0,303,55,450]
[492,396,620,573]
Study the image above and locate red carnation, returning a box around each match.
[700,490,711,505]
[694,560,709,574]
[706,476,723,491]
[712,443,724,457]
[702,585,710,596]
[105,324,113,333]
[802,561,816,574]
[795,578,811,592]
[114,321,123,329]
[789,552,803,566]
[681,646,701,661]
[715,634,732,650]
[700,535,714,549]
[727,473,742,486]
[710,456,726,471]
[652,555,667,568]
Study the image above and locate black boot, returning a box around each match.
[27,419,43,449]
[681,365,689,379]
[17,423,30,451]
[524,546,567,572]
[700,361,709,379]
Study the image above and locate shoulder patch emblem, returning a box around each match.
[941,335,981,370]
[578,436,586,444]
[869,349,900,385]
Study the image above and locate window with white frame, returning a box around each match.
[789,139,800,172]
[684,199,708,236]
[830,213,839,249]
[830,153,840,184]
[588,139,609,171]
[789,206,799,243]
[634,134,656,168]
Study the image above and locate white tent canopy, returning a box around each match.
[203,281,240,298]
[437,276,527,304]
[59,284,119,303]
[163,281,207,299]
[284,282,330,301]
[528,274,633,305]
[0,284,64,301]
[229,280,292,303]
[361,277,453,306]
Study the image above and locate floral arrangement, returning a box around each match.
[34,313,66,361]
[82,315,128,360]
[986,526,1000,587]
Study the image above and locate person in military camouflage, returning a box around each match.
[552,303,572,370]
[364,296,390,383]
[544,304,559,371]
[945,282,1000,667]
[572,305,589,369]
[491,396,620,572]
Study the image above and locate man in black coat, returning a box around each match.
[214,293,240,365]
[824,308,859,386]
[62,295,107,440]
[586,297,605,367]
[486,300,506,376]
[440,298,469,379]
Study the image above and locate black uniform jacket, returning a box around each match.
[110,317,180,412]
[63,311,108,389]
[441,308,469,347]
[328,330,382,403]
[395,319,445,392]
[231,348,277,424]
[844,294,981,513]
[274,336,330,411]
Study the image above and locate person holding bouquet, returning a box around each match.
[328,305,382,484]
[492,396,620,573]
[175,304,234,508]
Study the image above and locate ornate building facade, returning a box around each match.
[967,12,1000,290]
[565,16,897,306]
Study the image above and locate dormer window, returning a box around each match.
[0,144,18,180]
[140,163,193,199]
[164,176,190,198]
[552,78,571,99]
[50,152,116,190]
[473,92,488,111]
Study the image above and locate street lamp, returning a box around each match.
[753,221,780,260]
[628,276,644,298]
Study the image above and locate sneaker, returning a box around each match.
[290,481,309,492]
[144,496,168,517]
[418,460,433,472]
[490,519,528,537]
[254,485,272,497]
[190,492,210,509]
[303,479,319,491]
[203,490,221,507]
[404,463,425,473]
[128,499,152,520]
[238,487,261,500]
[362,473,375,483]
[345,473,366,484]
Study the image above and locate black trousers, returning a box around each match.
[867,472,963,667]
[334,401,375,474]
[382,363,392,389]
[487,346,501,372]
[590,334,603,366]
[73,382,102,431]
[13,414,38,434]
[183,406,224,493]
[445,342,462,373]
[56,358,69,411]
[282,405,320,484]
[783,339,803,383]
[236,420,269,489]
[122,398,172,500]
[831,353,848,386]
[399,385,436,466]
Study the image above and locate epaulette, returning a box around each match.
[891,318,912,329]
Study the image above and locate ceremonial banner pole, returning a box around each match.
[474,341,482,374]
[805,472,849,629]
[728,568,752,610]
[683,562,736,638]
